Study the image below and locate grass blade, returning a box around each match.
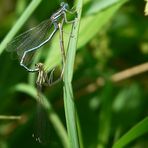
[63,0,83,148]
[113,117,148,148]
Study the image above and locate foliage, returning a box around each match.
[0,0,148,148]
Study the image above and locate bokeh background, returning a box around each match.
[0,0,148,148]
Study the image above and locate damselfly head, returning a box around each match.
[60,2,69,10]
[35,63,44,71]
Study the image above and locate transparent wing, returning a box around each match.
[32,66,50,143]
[6,19,54,65]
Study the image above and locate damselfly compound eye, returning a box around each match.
[60,2,65,7]
[60,2,69,10]
[64,3,69,9]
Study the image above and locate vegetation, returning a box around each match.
[0,0,148,147]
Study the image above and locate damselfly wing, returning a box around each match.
[6,19,54,67]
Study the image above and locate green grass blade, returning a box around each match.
[78,0,127,48]
[113,117,148,148]
[84,0,125,15]
[0,0,42,54]
[63,0,83,148]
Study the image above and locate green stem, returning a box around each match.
[63,0,83,148]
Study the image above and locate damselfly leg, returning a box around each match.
[35,63,62,86]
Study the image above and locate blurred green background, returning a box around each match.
[0,0,148,148]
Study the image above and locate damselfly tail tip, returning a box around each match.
[32,133,42,143]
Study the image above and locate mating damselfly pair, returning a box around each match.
[6,2,77,143]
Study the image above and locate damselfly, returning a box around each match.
[32,63,54,143]
[6,2,76,75]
